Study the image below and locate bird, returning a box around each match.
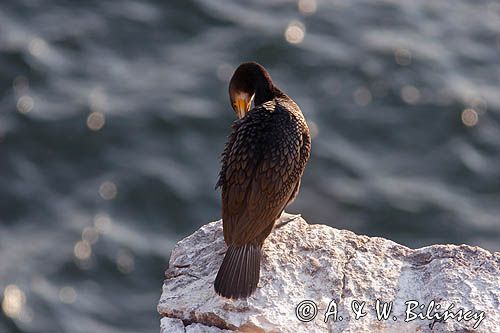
[214,62,311,299]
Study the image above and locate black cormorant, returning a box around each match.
[214,62,311,299]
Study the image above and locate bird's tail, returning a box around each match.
[214,244,261,299]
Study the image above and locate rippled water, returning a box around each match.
[1,0,499,332]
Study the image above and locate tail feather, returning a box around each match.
[214,244,261,299]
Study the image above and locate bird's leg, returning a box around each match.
[274,211,301,229]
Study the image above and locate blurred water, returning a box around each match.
[0,0,499,332]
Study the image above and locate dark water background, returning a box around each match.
[1,0,499,332]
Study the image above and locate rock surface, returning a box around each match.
[158,216,500,333]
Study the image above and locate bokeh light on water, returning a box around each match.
[1,0,499,332]
[285,20,306,44]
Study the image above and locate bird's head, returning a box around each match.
[228,62,274,119]
[228,66,255,119]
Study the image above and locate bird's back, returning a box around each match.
[218,97,310,246]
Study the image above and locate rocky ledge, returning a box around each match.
[158,215,499,333]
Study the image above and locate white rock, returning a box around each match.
[157,216,500,332]
[160,317,184,333]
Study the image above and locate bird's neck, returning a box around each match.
[253,70,281,106]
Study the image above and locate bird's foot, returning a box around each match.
[275,212,301,229]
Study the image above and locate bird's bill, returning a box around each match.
[235,98,248,118]
[232,93,253,119]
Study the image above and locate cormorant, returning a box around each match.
[214,62,311,299]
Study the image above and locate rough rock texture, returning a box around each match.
[158,216,499,333]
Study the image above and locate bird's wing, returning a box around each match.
[219,106,306,245]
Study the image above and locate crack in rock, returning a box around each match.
[339,238,370,303]
[161,311,237,331]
